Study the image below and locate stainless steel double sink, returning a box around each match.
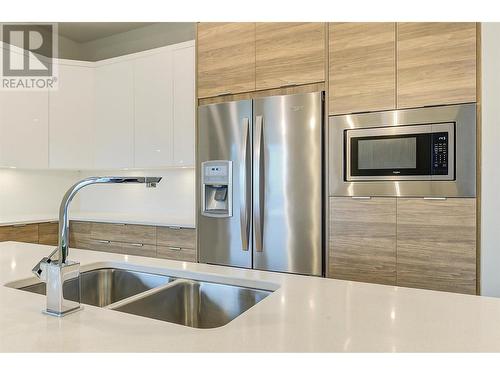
[16,268,272,329]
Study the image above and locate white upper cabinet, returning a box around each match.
[49,62,95,169]
[94,60,135,169]
[0,90,49,169]
[134,50,174,168]
[0,41,195,171]
[172,44,195,167]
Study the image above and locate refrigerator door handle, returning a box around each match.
[240,117,250,251]
[254,115,264,252]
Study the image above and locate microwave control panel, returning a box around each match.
[431,132,449,175]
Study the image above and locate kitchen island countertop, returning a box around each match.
[1,241,500,352]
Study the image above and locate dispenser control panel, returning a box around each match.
[201,160,232,218]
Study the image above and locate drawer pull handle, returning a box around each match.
[352,196,372,200]
[96,240,110,244]
[217,91,232,96]
[423,197,447,200]
[168,246,182,251]
[168,226,181,230]
[129,243,144,247]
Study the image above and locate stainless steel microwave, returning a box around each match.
[329,104,476,197]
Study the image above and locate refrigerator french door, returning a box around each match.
[198,91,323,276]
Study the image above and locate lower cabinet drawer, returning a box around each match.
[78,239,156,258]
[157,227,196,248]
[38,222,58,246]
[157,245,196,262]
[0,224,39,243]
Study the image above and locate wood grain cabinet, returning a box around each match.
[68,220,197,262]
[255,22,326,91]
[157,227,196,262]
[329,197,397,285]
[396,198,477,294]
[38,222,59,246]
[329,22,396,115]
[197,23,256,98]
[0,224,39,243]
[397,22,477,108]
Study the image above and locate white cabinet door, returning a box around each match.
[134,51,173,168]
[172,45,195,167]
[0,90,49,168]
[49,63,94,169]
[94,60,134,169]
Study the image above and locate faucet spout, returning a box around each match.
[32,176,162,317]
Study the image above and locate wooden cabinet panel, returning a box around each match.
[329,197,397,285]
[397,198,476,294]
[38,222,58,246]
[119,242,157,258]
[329,22,396,115]
[0,224,39,243]
[397,22,476,108]
[256,23,325,90]
[197,23,256,98]
[157,227,196,249]
[90,222,156,245]
[69,221,91,245]
[157,245,196,262]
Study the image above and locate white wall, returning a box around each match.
[480,23,500,297]
[75,168,195,225]
[0,169,81,220]
[0,168,196,226]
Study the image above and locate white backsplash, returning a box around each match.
[0,168,195,225]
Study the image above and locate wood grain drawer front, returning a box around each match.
[396,198,476,294]
[329,22,396,115]
[197,23,256,98]
[329,197,397,285]
[157,245,196,262]
[90,222,156,245]
[120,242,156,258]
[256,23,325,91]
[38,222,58,246]
[157,227,196,248]
[397,22,477,109]
[0,224,39,243]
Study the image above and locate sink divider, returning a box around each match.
[105,278,189,310]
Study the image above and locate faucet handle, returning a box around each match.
[32,247,58,280]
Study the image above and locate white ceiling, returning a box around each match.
[58,22,155,43]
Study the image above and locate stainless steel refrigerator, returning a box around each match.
[197,91,324,276]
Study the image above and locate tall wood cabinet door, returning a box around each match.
[256,23,325,91]
[329,197,396,285]
[197,23,256,98]
[397,198,476,294]
[329,23,396,115]
[397,22,476,109]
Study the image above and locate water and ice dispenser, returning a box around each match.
[201,160,232,218]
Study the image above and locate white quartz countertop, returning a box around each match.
[2,241,500,352]
[0,212,195,228]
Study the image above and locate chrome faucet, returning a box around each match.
[32,176,162,317]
